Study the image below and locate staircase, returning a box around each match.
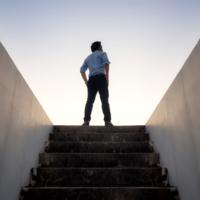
[20,126,179,200]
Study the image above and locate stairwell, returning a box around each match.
[19,126,179,200]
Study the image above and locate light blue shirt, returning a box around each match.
[80,50,110,77]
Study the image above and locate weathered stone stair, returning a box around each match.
[20,126,179,200]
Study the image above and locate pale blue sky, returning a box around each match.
[1,0,200,125]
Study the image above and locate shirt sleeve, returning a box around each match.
[80,60,88,72]
[101,52,110,65]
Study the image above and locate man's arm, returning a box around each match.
[105,63,110,86]
[80,59,88,86]
[102,52,110,86]
[80,72,88,86]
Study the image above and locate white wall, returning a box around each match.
[146,40,200,200]
[0,42,53,200]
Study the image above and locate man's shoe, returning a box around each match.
[82,121,89,126]
[105,121,114,127]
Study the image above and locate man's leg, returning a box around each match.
[84,78,97,122]
[97,75,111,122]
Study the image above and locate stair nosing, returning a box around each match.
[36,167,161,170]
[23,186,175,189]
[47,141,150,144]
[40,152,157,155]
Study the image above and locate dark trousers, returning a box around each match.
[84,74,111,122]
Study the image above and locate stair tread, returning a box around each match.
[50,132,148,141]
[45,141,153,153]
[35,167,164,187]
[39,152,159,168]
[22,186,177,200]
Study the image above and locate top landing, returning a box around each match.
[53,125,146,133]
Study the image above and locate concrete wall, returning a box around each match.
[146,40,200,200]
[0,42,53,200]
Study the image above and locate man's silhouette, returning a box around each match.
[80,41,113,126]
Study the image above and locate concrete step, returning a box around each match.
[21,186,178,200]
[53,125,146,133]
[45,141,154,153]
[39,153,159,168]
[49,132,149,142]
[19,125,180,200]
[34,167,165,187]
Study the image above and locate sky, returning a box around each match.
[0,0,200,125]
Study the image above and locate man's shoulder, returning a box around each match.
[86,52,95,59]
[85,52,99,60]
[94,51,108,59]
[84,53,92,62]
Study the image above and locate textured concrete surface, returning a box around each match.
[22,187,177,200]
[146,39,200,200]
[0,42,52,200]
[21,126,178,200]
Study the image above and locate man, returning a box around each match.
[80,41,113,127]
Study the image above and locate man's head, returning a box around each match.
[91,41,102,52]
